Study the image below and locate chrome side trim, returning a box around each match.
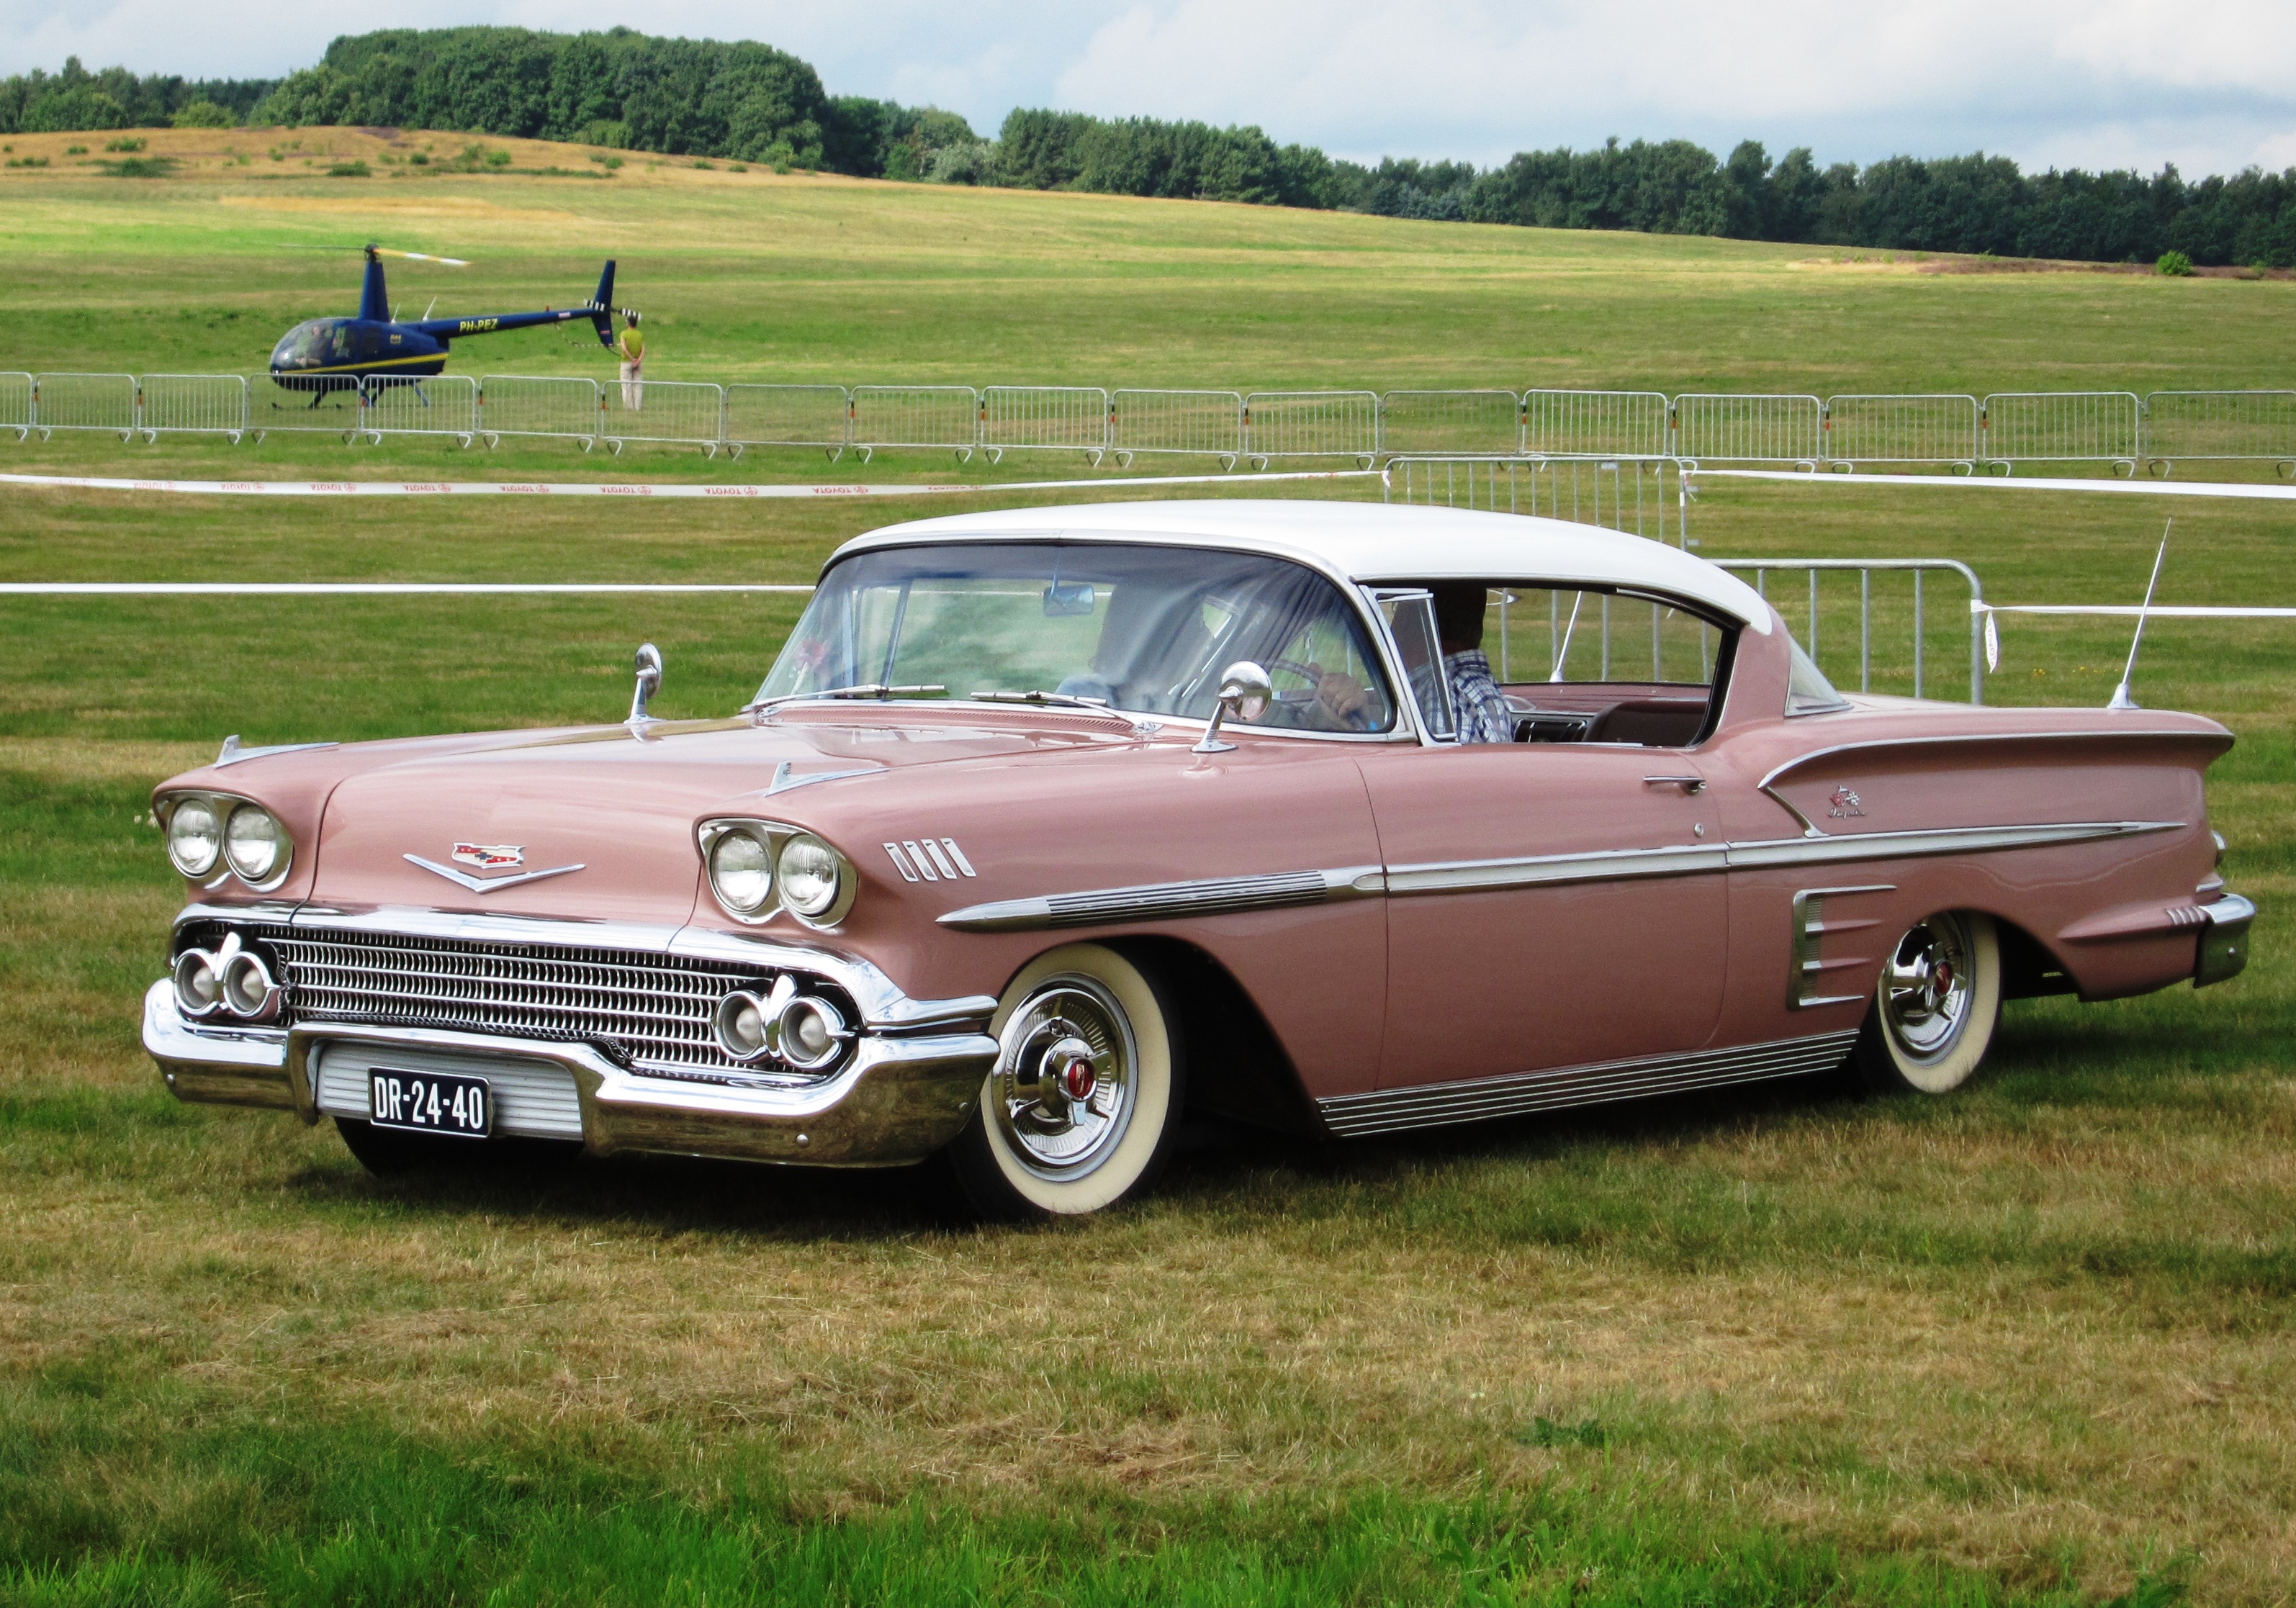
[938,865,1382,931]
[1318,1029,1861,1138]
[935,822,2181,931]
[1723,820,2182,870]
[1385,843,1725,895]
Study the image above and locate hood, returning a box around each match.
[305,708,1143,923]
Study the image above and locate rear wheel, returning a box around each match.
[947,944,1185,1219]
[1850,910,2002,1096]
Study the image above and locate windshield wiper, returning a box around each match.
[968,689,1109,710]
[968,689,1162,737]
[743,683,947,715]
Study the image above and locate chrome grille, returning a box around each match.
[235,923,816,1078]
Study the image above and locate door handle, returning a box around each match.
[1643,774,1706,795]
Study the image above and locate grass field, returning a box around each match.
[3,140,2295,1605]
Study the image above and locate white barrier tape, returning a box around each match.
[0,583,814,595]
[0,468,1378,499]
[1694,468,2296,502]
[1973,603,2296,618]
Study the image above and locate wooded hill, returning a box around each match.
[7,27,2294,268]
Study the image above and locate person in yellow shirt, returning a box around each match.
[615,312,644,410]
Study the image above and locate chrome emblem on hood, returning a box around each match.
[406,845,587,895]
[453,842,524,870]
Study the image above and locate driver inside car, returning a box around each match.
[1430,582,1516,744]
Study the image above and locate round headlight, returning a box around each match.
[171,948,222,1016]
[708,828,775,917]
[712,989,770,1060]
[775,995,849,1071]
[166,798,222,879]
[224,804,287,885]
[777,834,844,921]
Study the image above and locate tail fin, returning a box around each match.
[359,245,390,323]
[590,261,617,348]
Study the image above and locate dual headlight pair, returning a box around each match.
[701,819,855,929]
[173,931,284,1023]
[163,793,291,891]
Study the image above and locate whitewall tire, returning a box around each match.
[947,943,1185,1219]
[1850,910,2002,1096]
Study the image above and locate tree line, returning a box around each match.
[6,26,2294,268]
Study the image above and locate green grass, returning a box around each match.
[3,149,2295,1604]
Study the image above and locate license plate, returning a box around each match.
[369,1068,491,1138]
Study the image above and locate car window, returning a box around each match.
[761,541,1399,734]
[1477,585,1721,687]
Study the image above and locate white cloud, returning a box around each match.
[1,0,2290,174]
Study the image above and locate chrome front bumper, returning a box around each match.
[143,979,998,1167]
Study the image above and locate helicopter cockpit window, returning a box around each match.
[271,324,337,368]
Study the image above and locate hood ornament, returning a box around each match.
[406,846,585,894]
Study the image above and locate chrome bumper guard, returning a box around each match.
[2196,892,2256,988]
[143,910,1001,1166]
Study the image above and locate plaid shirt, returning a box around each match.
[1446,649,1514,744]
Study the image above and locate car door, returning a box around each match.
[1356,741,1729,1090]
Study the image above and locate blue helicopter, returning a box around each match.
[268,245,621,402]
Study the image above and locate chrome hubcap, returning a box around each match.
[1882,914,1974,1061]
[992,978,1135,1176]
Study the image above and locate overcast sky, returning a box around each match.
[4,0,2292,177]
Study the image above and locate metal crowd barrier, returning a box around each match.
[981,385,1110,464]
[479,375,602,450]
[851,385,979,463]
[14,371,2296,481]
[354,376,479,448]
[1384,454,1692,548]
[601,379,726,457]
[1725,558,1986,704]
[1110,389,1243,469]
[2141,391,2296,476]
[723,384,851,459]
[246,372,358,438]
[138,374,248,443]
[1822,394,1978,471]
[1978,392,2141,475]
[1243,390,1379,468]
[1522,389,1670,456]
[1378,390,1519,455]
[1674,393,1825,465]
[32,372,138,441]
[0,371,34,441]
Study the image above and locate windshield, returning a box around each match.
[759,541,1398,734]
[271,321,343,369]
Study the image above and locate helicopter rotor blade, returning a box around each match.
[372,248,472,266]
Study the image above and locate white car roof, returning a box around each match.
[839,500,1774,633]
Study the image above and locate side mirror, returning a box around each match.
[1192,660,1272,754]
[628,641,662,724]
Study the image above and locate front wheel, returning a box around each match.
[946,944,1185,1219]
[1849,910,2002,1096]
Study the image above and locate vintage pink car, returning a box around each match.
[144,501,2252,1216]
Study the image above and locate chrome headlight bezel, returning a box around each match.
[165,795,223,880]
[776,832,854,929]
[161,791,293,891]
[697,818,857,931]
[223,803,289,887]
